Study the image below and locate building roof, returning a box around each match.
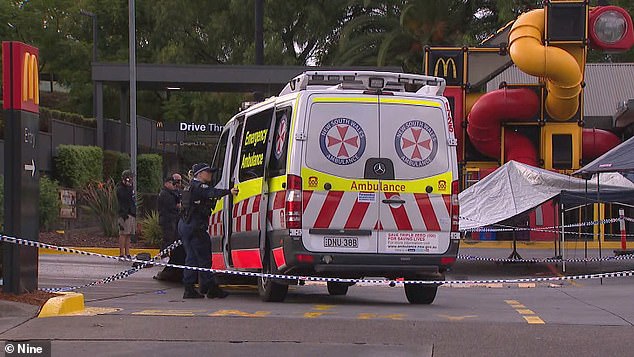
[486,63,634,117]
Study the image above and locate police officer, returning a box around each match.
[180,163,238,299]
[154,175,184,282]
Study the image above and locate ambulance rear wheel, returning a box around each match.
[404,282,437,305]
[327,282,349,296]
[258,253,288,302]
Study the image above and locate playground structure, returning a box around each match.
[424,1,634,241]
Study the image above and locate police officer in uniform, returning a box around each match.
[180,163,238,299]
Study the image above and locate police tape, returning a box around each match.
[3,234,634,286]
[457,253,634,264]
[40,239,183,293]
[461,217,621,233]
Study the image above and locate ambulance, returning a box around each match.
[208,71,460,304]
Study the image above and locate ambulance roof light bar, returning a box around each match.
[279,71,446,96]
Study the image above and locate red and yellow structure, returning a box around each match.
[425,1,634,242]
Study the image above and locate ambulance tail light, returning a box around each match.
[451,180,460,232]
[286,175,303,229]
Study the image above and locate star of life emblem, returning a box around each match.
[394,120,438,167]
[319,118,366,165]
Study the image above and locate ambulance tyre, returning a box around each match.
[258,251,288,302]
[404,281,437,305]
[327,282,349,296]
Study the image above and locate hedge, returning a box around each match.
[55,145,104,188]
[39,107,97,132]
[137,154,162,193]
[39,176,61,231]
[103,150,131,182]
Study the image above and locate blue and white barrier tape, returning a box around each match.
[462,217,621,233]
[3,234,634,286]
[40,239,182,293]
[457,253,634,264]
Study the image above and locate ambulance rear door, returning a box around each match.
[301,93,380,254]
[377,96,453,255]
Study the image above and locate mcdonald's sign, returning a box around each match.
[425,49,464,86]
[434,57,457,79]
[3,41,40,113]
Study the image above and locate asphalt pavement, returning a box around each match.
[1,244,633,356]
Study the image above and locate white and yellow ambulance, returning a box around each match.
[208,71,459,304]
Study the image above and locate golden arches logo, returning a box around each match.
[22,52,39,105]
[433,57,457,79]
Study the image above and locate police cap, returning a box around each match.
[192,163,216,177]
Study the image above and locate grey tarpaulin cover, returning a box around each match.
[459,160,634,230]
[574,136,634,175]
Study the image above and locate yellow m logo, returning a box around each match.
[22,52,39,105]
[433,57,457,79]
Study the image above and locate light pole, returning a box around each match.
[80,9,103,148]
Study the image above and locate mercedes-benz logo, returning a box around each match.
[373,162,386,175]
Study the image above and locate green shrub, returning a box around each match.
[139,210,162,248]
[39,176,61,231]
[55,145,103,188]
[82,179,119,237]
[103,150,131,182]
[137,154,162,193]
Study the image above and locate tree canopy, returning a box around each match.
[1,0,632,122]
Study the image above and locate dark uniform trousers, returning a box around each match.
[179,219,214,288]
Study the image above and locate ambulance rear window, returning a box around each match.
[305,100,379,179]
[380,102,450,180]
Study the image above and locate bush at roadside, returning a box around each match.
[137,154,162,193]
[55,145,103,189]
[139,210,162,248]
[39,176,61,231]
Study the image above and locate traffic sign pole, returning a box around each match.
[2,41,40,293]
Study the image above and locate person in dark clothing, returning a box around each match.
[180,163,238,299]
[116,170,136,259]
[154,175,185,282]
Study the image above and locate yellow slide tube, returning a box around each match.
[509,9,582,120]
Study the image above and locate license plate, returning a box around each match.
[324,237,358,248]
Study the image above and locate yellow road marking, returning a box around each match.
[133,309,206,316]
[357,313,404,320]
[505,300,545,324]
[523,316,545,324]
[313,305,336,311]
[303,312,333,318]
[437,314,477,321]
[60,307,121,316]
[209,310,270,318]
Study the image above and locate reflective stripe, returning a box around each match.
[414,193,441,231]
[300,167,453,194]
[381,98,441,107]
[212,253,226,270]
[286,96,301,174]
[273,247,285,268]
[314,191,344,228]
[385,192,413,231]
[235,178,263,203]
[269,175,286,193]
[344,200,371,230]
[312,97,378,104]
[231,248,262,269]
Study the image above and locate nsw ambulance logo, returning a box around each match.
[319,118,366,165]
[395,120,438,167]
